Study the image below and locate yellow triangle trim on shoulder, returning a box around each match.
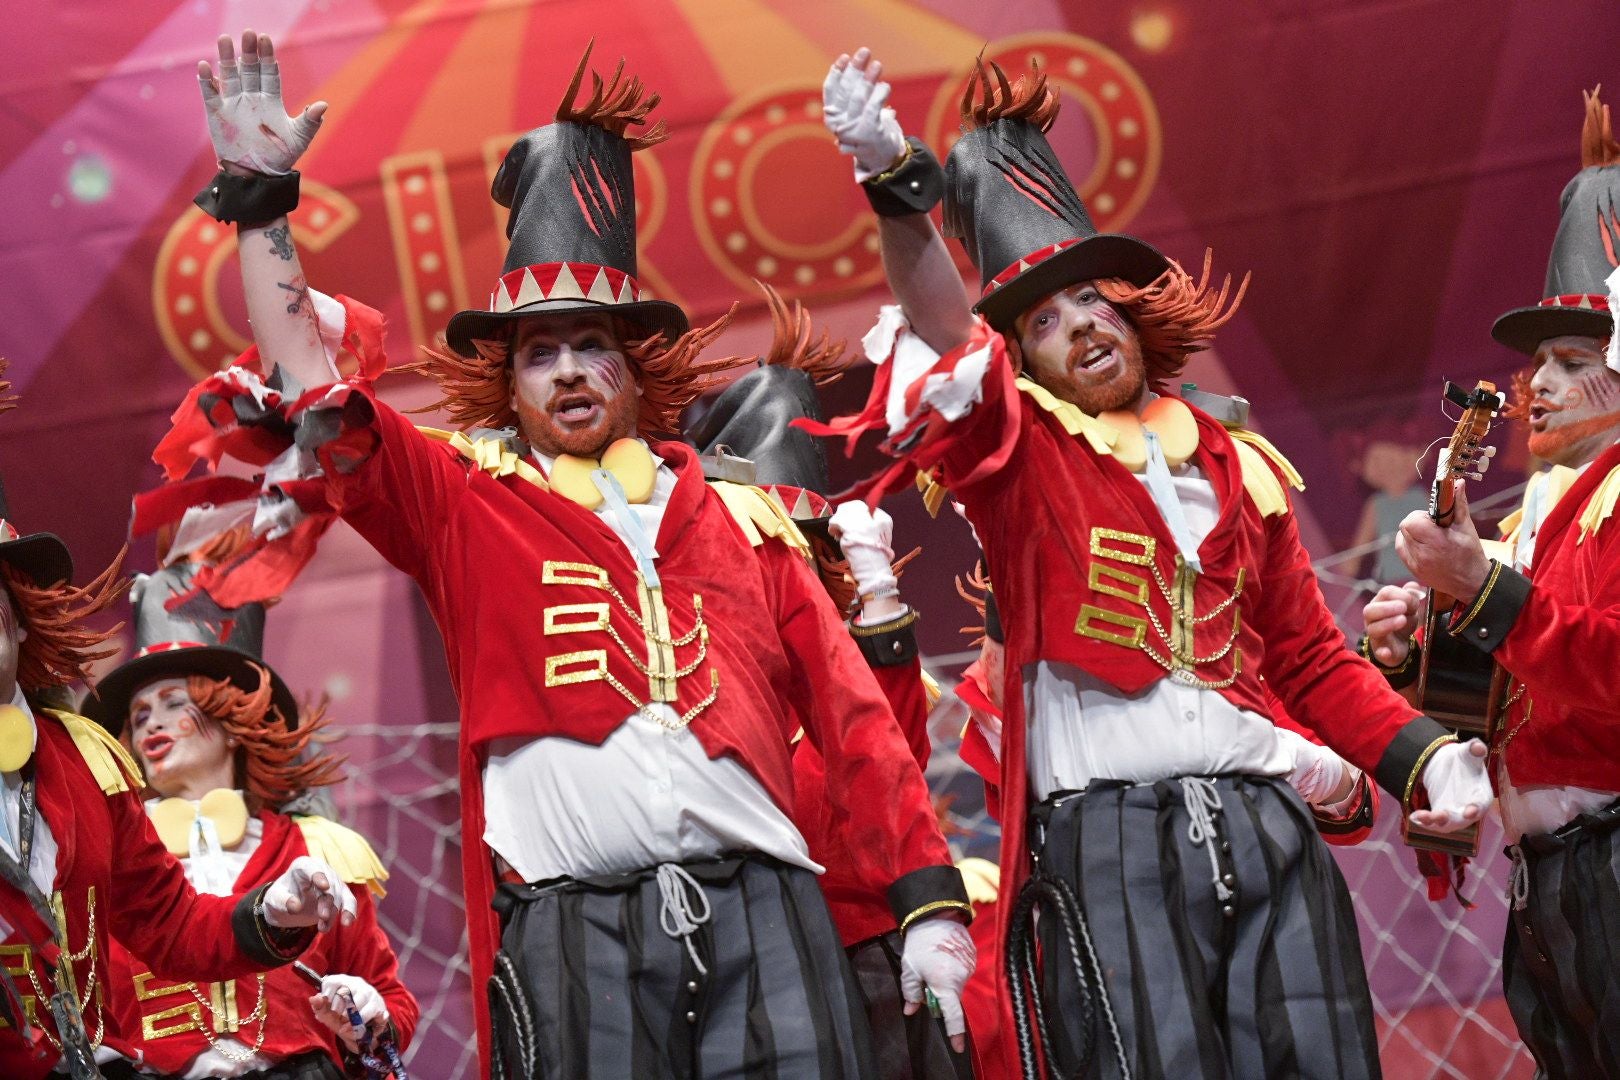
[294,815,389,898]
[709,481,812,559]
[417,426,551,492]
[1576,462,1620,543]
[47,710,142,795]
[921,669,942,711]
[954,856,1001,907]
[1230,440,1290,519]
[1013,377,1118,455]
[1226,428,1305,491]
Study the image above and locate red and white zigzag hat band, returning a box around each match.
[488,262,643,314]
[1538,292,1611,311]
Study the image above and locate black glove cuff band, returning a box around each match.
[194,168,301,225]
[861,137,944,218]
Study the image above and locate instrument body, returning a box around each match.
[1406,380,1504,857]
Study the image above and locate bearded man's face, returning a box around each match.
[509,312,640,458]
[1013,281,1147,416]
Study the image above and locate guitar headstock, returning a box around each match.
[1430,380,1505,525]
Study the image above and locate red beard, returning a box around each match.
[516,388,640,459]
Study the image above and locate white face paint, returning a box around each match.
[1014,280,1148,415]
[128,676,235,799]
[508,312,641,458]
[0,587,25,704]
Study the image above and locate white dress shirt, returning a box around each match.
[1023,457,1296,799]
[479,447,817,882]
[1496,461,1614,839]
[145,805,272,1077]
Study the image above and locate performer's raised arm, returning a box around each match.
[196,30,333,394]
[824,49,973,355]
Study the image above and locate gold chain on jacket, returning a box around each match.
[539,561,718,731]
[1074,528,1246,690]
[4,888,105,1052]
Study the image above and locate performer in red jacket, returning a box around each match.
[687,297,972,1078]
[158,32,973,1079]
[82,537,417,1079]
[1373,88,1620,1080]
[0,531,356,1079]
[808,49,1493,1080]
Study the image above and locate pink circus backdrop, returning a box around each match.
[2,0,1612,1074]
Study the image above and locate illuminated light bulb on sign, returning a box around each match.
[1130,10,1175,53]
[68,154,113,203]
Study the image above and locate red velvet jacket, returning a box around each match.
[107,810,417,1075]
[1450,438,1620,793]
[794,649,931,947]
[806,320,1449,1078]
[0,711,304,1080]
[158,297,959,1074]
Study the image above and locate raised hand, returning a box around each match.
[262,855,357,932]
[198,30,326,176]
[823,48,907,180]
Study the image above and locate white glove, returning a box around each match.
[1411,739,1493,833]
[899,914,975,1051]
[262,855,358,932]
[1275,727,1352,807]
[829,501,898,600]
[310,973,390,1052]
[198,31,326,175]
[822,48,907,182]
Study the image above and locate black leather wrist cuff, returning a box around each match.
[850,608,920,667]
[1313,773,1376,836]
[194,168,301,225]
[233,883,314,966]
[888,864,972,930]
[1447,559,1530,656]
[861,137,944,217]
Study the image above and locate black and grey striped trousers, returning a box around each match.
[1028,775,1379,1080]
[1504,798,1620,1080]
[488,854,877,1080]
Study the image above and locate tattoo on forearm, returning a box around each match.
[266,224,295,261]
[278,279,314,317]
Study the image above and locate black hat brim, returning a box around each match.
[446,298,691,358]
[1491,304,1613,356]
[83,645,299,738]
[0,534,73,590]
[973,234,1171,332]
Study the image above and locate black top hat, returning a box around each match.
[0,481,72,591]
[446,46,688,357]
[943,60,1170,333]
[1493,89,1620,355]
[82,561,296,737]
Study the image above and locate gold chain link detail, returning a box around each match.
[184,975,269,1063]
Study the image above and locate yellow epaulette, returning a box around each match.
[1229,439,1291,519]
[1014,377,1117,455]
[1577,462,1620,543]
[955,856,1001,908]
[709,481,812,559]
[1227,428,1305,491]
[915,470,949,517]
[417,426,550,491]
[46,710,142,795]
[294,815,389,898]
[921,669,942,711]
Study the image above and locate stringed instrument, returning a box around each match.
[1405,379,1504,857]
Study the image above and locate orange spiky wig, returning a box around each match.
[956,58,1249,387]
[2,549,129,693]
[759,282,849,386]
[181,670,343,810]
[406,46,750,439]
